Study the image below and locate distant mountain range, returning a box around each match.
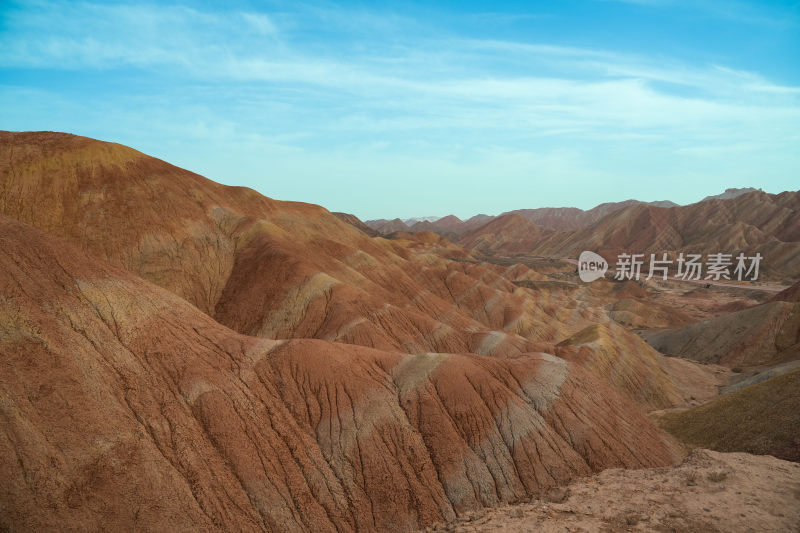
[361,187,798,280]
[366,189,759,236]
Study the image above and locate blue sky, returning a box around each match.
[1,0,799,220]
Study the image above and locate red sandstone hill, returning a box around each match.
[7,132,730,362]
[459,214,495,233]
[470,199,678,234]
[500,200,658,232]
[457,191,799,280]
[365,190,793,269]
[0,213,683,531]
[502,207,587,232]
[367,216,465,237]
[370,200,681,238]
[0,132,602,363]
[377,189,798,282]
[0,131,569,356]
[366,217,411,234]
[458,214,553,255]
[428,214,463,231]
[2,132,767,366]
[404,214,463,234]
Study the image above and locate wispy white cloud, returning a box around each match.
[1,1,798,217]
[2,2,797,138]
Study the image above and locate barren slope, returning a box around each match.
[0,132,565,356]
[5,132,766,365]
[640,301,800,368]
[656,371,800,462]
[503,200,646,232]
[0,214,683,532]
[555,323,728,411]
[458,214,553,255]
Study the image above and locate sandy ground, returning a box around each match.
[420,449,800,533]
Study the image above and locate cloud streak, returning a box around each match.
[1,0,798,217]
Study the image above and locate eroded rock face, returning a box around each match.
[0,131,586,357]
[9,132,763,373]
[0,215,682,532]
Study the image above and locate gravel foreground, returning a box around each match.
[421,449,800,533]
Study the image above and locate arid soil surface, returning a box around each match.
[420,449,800,533]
